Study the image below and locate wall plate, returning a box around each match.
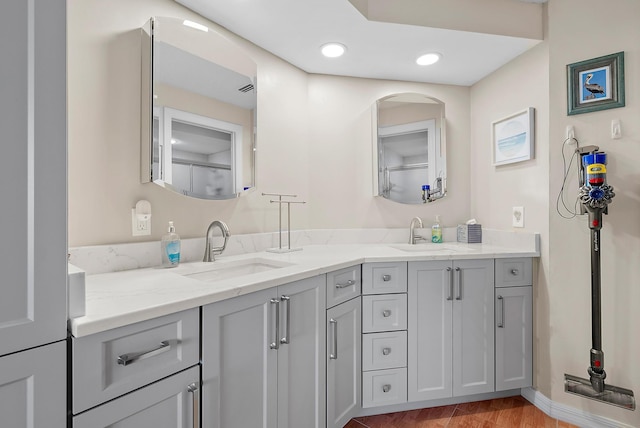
[513,206,524,228]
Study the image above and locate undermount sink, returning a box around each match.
[388,244,473,253]
[181,258,294,282]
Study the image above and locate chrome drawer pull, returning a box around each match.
[270,298,280,350]
[382,347,391,356]
[187,382,200,428]
[117,340,175,366]
[280,295,290,345]
[382,274,391,282]
[382,384,391,393]
[335,279,355,289]
[497,295,505,328]
[446,267,453,301]
[382,309,392,317]
[510,268,519,275]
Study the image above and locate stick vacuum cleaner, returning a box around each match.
[564,147,635,410]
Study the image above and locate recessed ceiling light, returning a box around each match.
[183,20,209,32]
[416,53,441,66]
[321,43,346,58]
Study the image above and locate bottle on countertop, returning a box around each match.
[161,221,181,268]
[431,215,443,243]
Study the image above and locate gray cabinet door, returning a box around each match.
[277,276,326,428]
[0,0,67,357]
[0,342,66,428]
[408,260,453,401]
[495,286,533,391]
[202,287,278,428]
[326,297,361,428]
[452,259,495,396]
[73,365,200,428]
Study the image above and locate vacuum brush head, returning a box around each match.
[565,373,636,410]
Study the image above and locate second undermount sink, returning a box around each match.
[388,244,473,253]
[181,258,294,282]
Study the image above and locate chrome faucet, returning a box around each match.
[409,217,424,244]
[203,220,230,262]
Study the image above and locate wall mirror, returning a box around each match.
[141,17,257,199]
[373,93,446,204]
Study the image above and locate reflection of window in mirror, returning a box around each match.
[160,107,243,197]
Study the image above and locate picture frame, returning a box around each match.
[567,51,625,115]
[492,107,535,166]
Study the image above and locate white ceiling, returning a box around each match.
[174,0,544,86]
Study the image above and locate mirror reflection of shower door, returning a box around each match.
[161,107,243,198]
[378,120,435,204]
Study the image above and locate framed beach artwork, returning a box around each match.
[567,52,625,115]
[492,108,535,166]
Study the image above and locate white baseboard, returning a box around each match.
[521,387,635,428]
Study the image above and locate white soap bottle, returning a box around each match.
[431,215,443,243]
[161,221,181,268]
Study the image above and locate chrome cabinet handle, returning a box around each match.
[335,279,355,289]
[280,295,290,345]
[382,384,391,393]
[187,382,200,428]
[497,295,504,328]
[455,267,462,300]
[446,267,453,301]
[382,309,392,318]
[510,268,519,276]
[329,318,338,359]
[117,340,174,366]
[382,347,391,356]
[270,298,280,350]
[382,274,391,282]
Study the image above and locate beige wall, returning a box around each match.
[68,0,471,246]
[547,0,640,425]
[472,1,640,425]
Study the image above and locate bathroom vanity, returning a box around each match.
[68,235,537,428]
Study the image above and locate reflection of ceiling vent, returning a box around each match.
[238,84,254,93]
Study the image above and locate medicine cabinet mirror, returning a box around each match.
[141,17,257,199]
[373,93,446,204]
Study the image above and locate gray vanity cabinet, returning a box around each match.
[202,275,326,428]
[495,258,533,391]
[408,259,495,402]
[326,265,362,428]
[0,0,67,426]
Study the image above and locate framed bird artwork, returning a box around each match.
[567,52,625,115]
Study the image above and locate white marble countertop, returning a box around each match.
[69,240,539,338]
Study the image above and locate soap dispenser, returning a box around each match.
[161,221,181,267]
[431,215,443,243]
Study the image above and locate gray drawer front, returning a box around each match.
[362,262,407,294]
[326,265,361,308]
[495,258,532,287]
[72,309,199,414]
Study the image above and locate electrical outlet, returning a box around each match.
[512,206,524,228]
[132,210,151,236]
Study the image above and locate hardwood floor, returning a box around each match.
[345,396,579,428]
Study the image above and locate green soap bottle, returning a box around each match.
[431,215,443,243]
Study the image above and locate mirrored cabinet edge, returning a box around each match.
[140,17,257,200]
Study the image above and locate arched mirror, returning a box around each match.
[373,93,446,204]
[141,17,257,199]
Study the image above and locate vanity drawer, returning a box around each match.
[495,258,532,287]
[362,368,407,408]
[362,294,407,333]
[326,265,361,308]
[362,331,407,371]
[362,262,407,294]
[72,308,199,414]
